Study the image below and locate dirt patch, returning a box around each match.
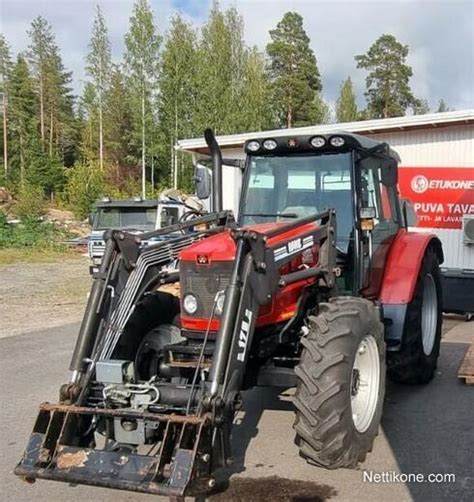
[0,256,91,338]
[209,476,337,502]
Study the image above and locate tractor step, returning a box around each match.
[458,343,474,385]
[14,403,212,497]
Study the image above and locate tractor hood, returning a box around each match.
[179,221,320,264]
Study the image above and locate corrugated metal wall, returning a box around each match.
[371,124,474,271]
[370,124,473,167]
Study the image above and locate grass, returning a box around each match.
[0,247,80,266]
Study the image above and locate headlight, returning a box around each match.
[330,136,345,147]
[310,136,326,148]
[215,291,226,315]
[247,140,260,152]
[263,139,277,150]
[183,294,198,315]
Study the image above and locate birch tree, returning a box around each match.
[86,4,111,171]
[124,0,161,198]
[0,35,12,179]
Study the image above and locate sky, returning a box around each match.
[1,0,473,116]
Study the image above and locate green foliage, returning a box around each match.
[13,182,46,220]
[336,77,358,122]
[437,99,452,112]
[63,163,104,219]
[2,4,440,226]
[0,212,69,250]
[267,11,322,127]
[355,34,416,118]
[7,55,40,183]
[413,98,431,115]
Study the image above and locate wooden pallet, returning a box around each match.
[458,344,474,385]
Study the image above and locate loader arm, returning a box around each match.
[15,209,337,498]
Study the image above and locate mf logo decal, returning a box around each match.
[411,175,429,194]
[237,309,253,362]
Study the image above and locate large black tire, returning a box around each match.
[387,247,442,384]
[135,323,184,380]
[294,297,386,469]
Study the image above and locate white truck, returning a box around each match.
[88,193,202,273]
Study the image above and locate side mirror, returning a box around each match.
[401,199,418,228]
[381,158,398,187]
[88,213,93,226]
[194,164,211,200]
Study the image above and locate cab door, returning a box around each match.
[358,157,400,298]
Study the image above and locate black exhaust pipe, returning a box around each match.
[204,128,223,213]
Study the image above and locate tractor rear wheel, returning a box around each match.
[294,297,385,469]
[387,248,442,384]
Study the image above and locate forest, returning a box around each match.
[0,0,451,220]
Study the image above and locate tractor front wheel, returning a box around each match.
[294,297,385,469]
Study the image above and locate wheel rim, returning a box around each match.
[350,335,380,433]
[421,274,438,356]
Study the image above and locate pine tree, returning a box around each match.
[27,16,55,151]
[335,77,358,123]
[355,34,416,118]
[27,16,76,164]
[124,0,161,198]
[7,56,40,183]
[413,98,430,115]
[78,82,98,163]
[437,99,451,112]
[86,4,111,171]
[0,35,12,179]
[104,64,134,185]
[266,12,322,128]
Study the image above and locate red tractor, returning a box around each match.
[15,130,443,498]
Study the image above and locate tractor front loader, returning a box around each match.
[15,130,444,498]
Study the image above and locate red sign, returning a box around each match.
[398,167,474,229]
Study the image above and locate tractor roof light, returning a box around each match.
[330,136,345,147]
[247,140,261,152]
[263,139,277,151]
[310,136,326,148]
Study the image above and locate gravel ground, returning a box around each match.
[0,256,91,339]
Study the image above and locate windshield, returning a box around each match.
[240,153,354,250]
[160,206,180,228]
[93,207,157,231]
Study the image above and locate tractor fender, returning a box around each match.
[379,229,443,351]
[379,229,443,305]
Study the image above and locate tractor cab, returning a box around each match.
[196,132,401,296]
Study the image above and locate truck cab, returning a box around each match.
[88,197,189,272]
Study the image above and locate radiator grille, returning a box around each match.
[180,261,233,318]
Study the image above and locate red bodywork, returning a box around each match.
[179,222,442,333]
[179,222,320,332]
[378,229,443,304]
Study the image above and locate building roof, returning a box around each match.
[176,109,474,154]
